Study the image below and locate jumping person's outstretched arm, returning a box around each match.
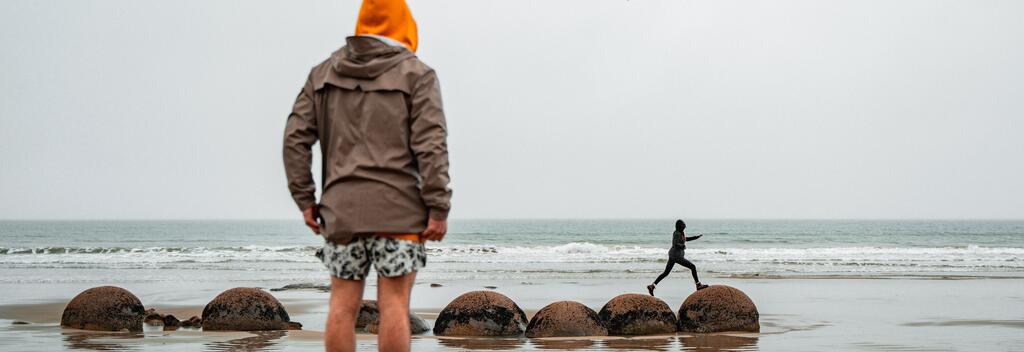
[685,234,703,241]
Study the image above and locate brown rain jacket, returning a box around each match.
[283,36,451,244]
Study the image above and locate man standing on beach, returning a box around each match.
[282,1,451,351]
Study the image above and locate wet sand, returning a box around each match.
[1,277,1023,351]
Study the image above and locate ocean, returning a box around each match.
[2,219,1022,284]
[2,219,1024,351]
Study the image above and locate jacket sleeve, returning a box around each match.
[409,70,452,220]
[282,74,319,211]
[685,235,702,242]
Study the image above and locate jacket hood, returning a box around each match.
[355,0,418,52]
[675,219,686,232]
[331,36,415,79]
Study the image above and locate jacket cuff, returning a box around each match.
[428,208,449,221]
[294,196,317,212]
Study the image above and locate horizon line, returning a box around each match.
[1,217,1023,222]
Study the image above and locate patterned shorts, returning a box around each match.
[316,236,427,280]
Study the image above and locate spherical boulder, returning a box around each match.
[598,293,677,335]
[367,312,430,334]
[201,288,296,331]
[355,300,379,329]
[677,285,759,332]
[61,286,146,332]
[433,291,528,336]
[526,301,608,338]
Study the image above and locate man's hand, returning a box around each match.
[422,218,447,241]
[303,206,321,235]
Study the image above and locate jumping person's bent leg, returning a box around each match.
[378,271,416,352]
[326,277,365,352]
[653,261,674,285]
[679,257,699,284]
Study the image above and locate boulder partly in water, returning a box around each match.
[433,291,528,336]
[598,293,677,335]
[355,300,379,329]
[367,312,430,334]
[201,288,297,331]
[61,286,146,332]
[357,299,429,334]
[526,301,608,338]
[677,285,759,333]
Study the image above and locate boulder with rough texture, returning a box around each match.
[433,291,528,336]
[357,300,428,334]
[181,316,202,328]
[677,285,759,332]
[163,314,180,327]
[201,288,296,331]
[355,300,379,329]
[61,286,146,332]
[162,314,181,331]
[144,312,165,326]
[526,301,608,338]
[367,312,430,334]
[598,293,677,335]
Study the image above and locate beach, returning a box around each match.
[1,220,1023,351]
[2,278,1023,351]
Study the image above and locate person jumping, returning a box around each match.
[647,219,708,296]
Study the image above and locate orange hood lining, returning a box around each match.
[354,0,418,52]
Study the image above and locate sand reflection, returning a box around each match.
[602,336,673,351]
[437,337,526,350]
[61,331,143,351]
[531,338,596,350]
[679,334,759,351]
[204,330,286,351]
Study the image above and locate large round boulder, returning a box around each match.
[433,291,528,336]
[598,293,677,335]
[201,288,295,331]
[526,301,608,338]
[61,286,145,332]
[677,285,759,332]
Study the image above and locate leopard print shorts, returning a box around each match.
[316,236,427,280]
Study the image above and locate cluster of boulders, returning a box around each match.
[60,286,301,332]
[434,285,759,337]
[144,308,202,330]
[61,284,758,338]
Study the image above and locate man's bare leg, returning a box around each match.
[377,271,416,352]
[326,277,365,352]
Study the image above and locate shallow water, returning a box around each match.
[2,278,1023,351]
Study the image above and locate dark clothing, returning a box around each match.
[672,230,702,250]
[656,231,702,284]
[283,36,452,244]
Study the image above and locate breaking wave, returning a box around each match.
[3,242,1021,272]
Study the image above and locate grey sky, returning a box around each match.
[1,0,1022,220]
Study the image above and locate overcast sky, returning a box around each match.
[1,0,1022,220]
